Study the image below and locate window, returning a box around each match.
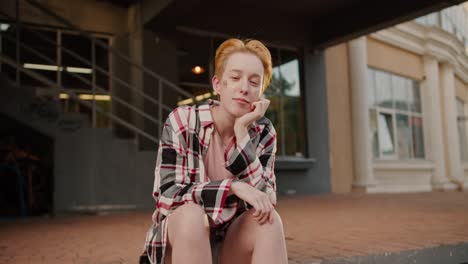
[368,68,425,160]
[59,32,111,128]
[415,4,468,50]
[457,99,468,161]
[264,49,305,157]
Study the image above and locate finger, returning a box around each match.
[252,102,262,113]
[269,210,274,224]
[259,209,270,225]
[253,201,264,218]
[256,210,267,224]
[255,202,265,218]
[267,200,274,224]
[250,103,256,111]
[252,101,261,107]
[253,199,266,221]
[258,198,271,225]
[253,207,261,217]
[268,192,277,206]
[257,100,269,114]
[264,199,275,224]
[263,100,270,111]
[260,211,269,225]
[255,209,266,225]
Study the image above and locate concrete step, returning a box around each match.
[318,242,468,264]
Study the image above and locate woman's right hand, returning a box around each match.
[230,181,275,225]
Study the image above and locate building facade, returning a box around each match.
[326,4,468,193]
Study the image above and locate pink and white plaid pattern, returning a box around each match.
[143,100,277,264]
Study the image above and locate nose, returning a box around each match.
[240,79,249,94]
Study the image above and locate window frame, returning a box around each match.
[368,67,425,161]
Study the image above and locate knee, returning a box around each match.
[271,210,283,228]
[168,203,208,242]
[256,209,284,235]
[269,210,284,229]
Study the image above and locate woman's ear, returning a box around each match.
[212,75,221,94]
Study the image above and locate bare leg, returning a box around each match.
[219,209,288,264]
[166,203,212,264]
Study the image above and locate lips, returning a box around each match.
[233,98,250,104]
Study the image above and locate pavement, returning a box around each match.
[1,191,468,264]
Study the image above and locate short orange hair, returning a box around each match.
[214,38,272,92]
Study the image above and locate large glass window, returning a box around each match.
[457,99,468,161]
[264,49,305,157]
[59,32,111,128]
[368,68,425,160]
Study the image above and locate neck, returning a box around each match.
[211,105,236,140]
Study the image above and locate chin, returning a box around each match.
[229,106,250,118]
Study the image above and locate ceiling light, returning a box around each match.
[191,66,205,75]
[66,66,92,74]
[79,94,111,101]
[23,63,92,74]
[178,98,194,106]
[24,63,61,71]
[59,93,111,101]
[0,24,10,31]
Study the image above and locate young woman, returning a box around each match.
[142,38,288,264]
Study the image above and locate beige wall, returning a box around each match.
[325,43,354,193]
[367,37,424,80]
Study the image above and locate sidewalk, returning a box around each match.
[0,191,467,263]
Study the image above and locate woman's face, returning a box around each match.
[213,52,264,118]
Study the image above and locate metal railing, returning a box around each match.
[0,0,196,145]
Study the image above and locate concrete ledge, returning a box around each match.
[320,242,468,264]
[371,165,433,193]
[275,157,316,171]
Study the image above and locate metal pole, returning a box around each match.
[56,30,61,101]
[277,49,286,156]
[0,25,3,73]
[209,36,214,80]
[15,0,20,85]
[92,37,96,127]
[158,79,162,140]
[109,37,114,130]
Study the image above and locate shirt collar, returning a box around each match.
[198,99,216,128]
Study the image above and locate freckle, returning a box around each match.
[222,80,228,87]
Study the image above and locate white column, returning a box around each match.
[422,57,456,190]
[348,37,376,189]
[440,63,464,185]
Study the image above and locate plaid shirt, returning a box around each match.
[143,100,277,264]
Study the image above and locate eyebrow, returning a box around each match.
[229,69,261,78]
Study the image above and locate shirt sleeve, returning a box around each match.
[223,121,277,202]
[153,110,233,226]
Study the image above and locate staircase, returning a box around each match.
[0,0,195,214]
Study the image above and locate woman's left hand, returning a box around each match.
[235,98,270,129]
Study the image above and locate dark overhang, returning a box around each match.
[145,0,466,50]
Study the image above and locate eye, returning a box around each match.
[250,80,259,86]
[231,76,240,81]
